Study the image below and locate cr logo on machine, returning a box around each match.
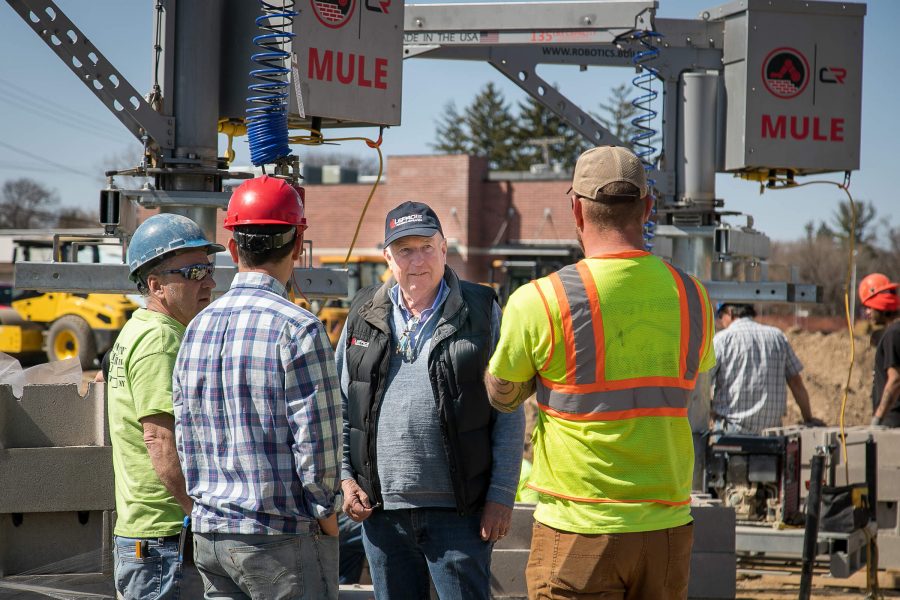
[761,47,810,99]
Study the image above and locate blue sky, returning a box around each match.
[0,0,895,242]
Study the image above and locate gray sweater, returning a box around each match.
[337,283,524,509]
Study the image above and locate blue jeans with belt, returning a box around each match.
[361,508,492,600]
[113,535,183,600]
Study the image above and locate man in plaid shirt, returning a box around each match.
[711,303,824,434]
[174,176,341,599]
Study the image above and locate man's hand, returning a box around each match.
[484,373,534,413]
[317,513,339,537]
[341,478,374,523]
[479,501,512,543]
[804,417,826,427]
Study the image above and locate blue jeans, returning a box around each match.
[339,513,366,585]
[113,535,183,600]
[193,530,338,600]
[361,508,492,600]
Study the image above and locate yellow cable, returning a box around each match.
[221,121,387,269]
[287,126,386,268]
[764,176,855,479]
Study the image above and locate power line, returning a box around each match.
[0,76,125,137]
[0,90,127,145]
[0,141,94,179]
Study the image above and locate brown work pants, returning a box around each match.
[525,521,694,600]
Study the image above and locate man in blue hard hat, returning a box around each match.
[107,213,224,600]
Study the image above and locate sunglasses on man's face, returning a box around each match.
[159,263,215,281]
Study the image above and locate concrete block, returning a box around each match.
[688,552,736,599]
[0,511,107,577]
[0,447,113,513]
[876,500,898,534]
[0,384,105,449]
[692,505,736,553]
[873,533,900,569]
[491,549,530,598]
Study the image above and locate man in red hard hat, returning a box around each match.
[173,175,342,599]
[859,273,900,427]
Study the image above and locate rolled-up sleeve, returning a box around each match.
[283,322,343,519]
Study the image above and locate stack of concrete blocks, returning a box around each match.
[491,501,736,599]
[0,382,113,578]
[765,425,900,569]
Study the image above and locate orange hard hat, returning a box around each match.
[859,273,899,312]
[224,175,307,231]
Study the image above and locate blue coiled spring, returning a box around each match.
[246,1,297,166]
[630,30,662,251]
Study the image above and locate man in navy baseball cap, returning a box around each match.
[383,201,443,246]
[335,199,523,600]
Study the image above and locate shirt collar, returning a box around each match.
[389,278,449,321]
[230,271,289,299]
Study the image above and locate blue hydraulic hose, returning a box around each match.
[630,30,663,251]
[247,2,297,166]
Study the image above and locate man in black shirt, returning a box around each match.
[859,273,900,426]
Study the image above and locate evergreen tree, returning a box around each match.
[595,83,640,148]
[462,83,519,170]
[513,94,589,170]
[431,101,470,155]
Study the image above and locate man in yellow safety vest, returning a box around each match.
[486,145,716,600]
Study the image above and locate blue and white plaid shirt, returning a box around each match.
[174,272,342,534]
[711,317,803,434]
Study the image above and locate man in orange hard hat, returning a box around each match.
[859,273,900,427]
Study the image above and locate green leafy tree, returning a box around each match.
[829,200,877,246]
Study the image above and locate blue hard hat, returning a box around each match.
[127,213,226,282]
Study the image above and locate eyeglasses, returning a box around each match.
[158,263,215,281]
[396,315,421,361]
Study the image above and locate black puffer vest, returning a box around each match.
[344,268,497,515]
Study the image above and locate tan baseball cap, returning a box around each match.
[569,146,648,201]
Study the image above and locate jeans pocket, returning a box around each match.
[115,553,164,600]
[227,536,304,600]
[550,530,616,594]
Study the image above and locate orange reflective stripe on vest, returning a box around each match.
[540,261,706,419]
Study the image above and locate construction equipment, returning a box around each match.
[4,238,138,368]
[316,255,388,347]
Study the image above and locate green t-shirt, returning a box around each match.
[107,308,186,537]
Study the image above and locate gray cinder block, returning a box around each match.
[0,447,113,513]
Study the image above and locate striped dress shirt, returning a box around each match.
[174,272,342,534]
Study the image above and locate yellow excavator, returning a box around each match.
[0,239,138,368]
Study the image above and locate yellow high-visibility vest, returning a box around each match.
[526,251,712,533]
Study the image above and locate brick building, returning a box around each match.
[210,154,581,284]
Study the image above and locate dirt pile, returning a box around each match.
[783,329,875,428]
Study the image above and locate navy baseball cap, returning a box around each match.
[384,201,443,246]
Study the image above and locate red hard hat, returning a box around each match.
[859,272,899,312]
[224,175,307,231]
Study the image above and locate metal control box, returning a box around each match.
[221,0,403,128]
[712,0,865,175]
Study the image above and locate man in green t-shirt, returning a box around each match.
[107,213,224,600]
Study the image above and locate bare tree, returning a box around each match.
[57,207,100,228]
[0,178,59,228]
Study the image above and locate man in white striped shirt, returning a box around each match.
[711,303,825,434]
